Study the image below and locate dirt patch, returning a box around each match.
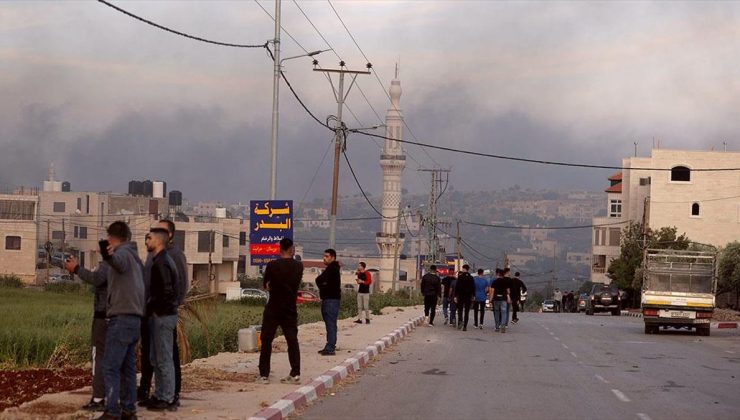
[0,368,89,413]
[13,401,80,416]
[714,308,740,322]
[181,366,256,392]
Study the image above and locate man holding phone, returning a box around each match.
[66,221,145,420]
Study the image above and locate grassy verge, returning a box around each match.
[0,288,422,369]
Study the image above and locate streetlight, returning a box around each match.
[269,48,331,200]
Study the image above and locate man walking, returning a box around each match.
[354,262,372,325]
[553,288,563,313]
[441,271,456,325]
[258,238,303,384]
[510,271,527,324]
[473,269,490,329]
[66,221,145,420]
[420,265,442,326]
[490,268,512,333]
[455,265,475,331]
[316,249,341,356]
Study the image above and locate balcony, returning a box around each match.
[592,266,606,274]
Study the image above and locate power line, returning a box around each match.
[462,219,628,230]
[98,0,268,49]
[299,138,335,205]
[342,150,393,219]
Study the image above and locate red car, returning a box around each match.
[296,290,320,304]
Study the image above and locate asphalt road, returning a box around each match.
[298,311,740,420]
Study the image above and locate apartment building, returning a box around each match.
[0,193,39,283]
[591,148,740,283]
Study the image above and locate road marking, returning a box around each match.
[595,374,609,384]
[554,337,560,341]
[726,350,735,354]
[549,332,555,336]
[611,389,631,402]
[570,351,578,358]
[637,413,652,420]
[562,344,569,349]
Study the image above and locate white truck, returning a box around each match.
[641,249,717,336]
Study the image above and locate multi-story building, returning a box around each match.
[591,148,740,283]
[0,193,39,283]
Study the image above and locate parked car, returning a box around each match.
[577,293,589,312]
[241,288,268,299]
[49,273,73,283]
[585,283,621,316]
[541,299,557,313]
[297,290,320,304]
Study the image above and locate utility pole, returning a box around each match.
[208,230,215,293]
[418,168,451,267]
[314,63,371,248]
[455,219,461,272]
[269,0,281,200]
[391,207,403,292]
[46,221,50,284]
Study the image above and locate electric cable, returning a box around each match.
[342,150,393,219]
[462,219,628,230]
[298,138,334,205]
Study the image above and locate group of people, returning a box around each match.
[64,219,188,419]
[421,265,527,332]
[553,288,578,313]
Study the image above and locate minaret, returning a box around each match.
[376,69,407,291]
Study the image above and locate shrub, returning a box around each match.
[43,282,83,294]
[0,275,23,289]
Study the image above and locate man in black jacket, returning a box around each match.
[316,248,341,356]
[142,228,179,411]
[420,265,442,326]
[454,265,475,331]
[258,238,303,384]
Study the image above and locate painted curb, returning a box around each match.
[620,310,739,329]
[248,315,424,420]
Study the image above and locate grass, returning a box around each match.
[0,287,422,369]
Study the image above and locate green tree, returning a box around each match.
[718,242,740,308]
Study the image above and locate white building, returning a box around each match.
[0,193,39,283]
[591,148,740,283]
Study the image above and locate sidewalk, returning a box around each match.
[2,305,425,420]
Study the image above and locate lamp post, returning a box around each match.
[269,48,330,199]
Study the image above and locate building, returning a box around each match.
[591,148,740,283]
[566,252,592,267]
[0,193,39,283]
[375,72,407,291]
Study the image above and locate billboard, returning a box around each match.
[249,200,293,265]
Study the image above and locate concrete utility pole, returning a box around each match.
[314,63,371,248]
[269,0,281,200]
[391,208,403,292]
[208,230,215,293]
[455,219,461,272]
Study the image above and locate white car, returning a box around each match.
[541,299,557,313]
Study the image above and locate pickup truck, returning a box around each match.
[641,249,717,336]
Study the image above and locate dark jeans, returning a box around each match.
[456,297,472,328]
[321,299,340,351]
[512,299,521,321]
[103,315,141,417]
[91,317,108,399]
[449,299,457,323]
[150,314,177,403]
[442,296,451,319]
[140,317,181,399]
[259,309,300,377]
[473,301,486,325]
[423,295,438,324]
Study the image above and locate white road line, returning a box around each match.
[570,351,578,358]
[554,337,560,341]
[562,344,569,349]
[637,413,652,420]
[595,374,609,384]
[611,389,631,402]
[549,332,555,336]
[726,350,735,354]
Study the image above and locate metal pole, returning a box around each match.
[392,207,402,291]
[455,219,461,272]
[46,221,50,285]
[269,0,281,200]
[328,72,345,249]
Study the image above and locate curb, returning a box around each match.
[620,310,739,329]
[248,315,424,420]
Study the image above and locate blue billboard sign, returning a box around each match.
[249,200,293,265]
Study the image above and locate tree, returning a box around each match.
[718,242,740,308]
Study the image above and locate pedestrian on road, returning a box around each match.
[420,265,442,326]
[66,257,108,412]
[510,271,527,324]
[441,271,456,325]
[258,238,303,384]
[473,269,490,329]
[140,228,180,411]
[553,288,563,313]
[490,268,512,333]
[316,249,341,356]
[354,262,372,325]
[67,221,145,420]
[455,265,475,331]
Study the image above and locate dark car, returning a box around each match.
[585,284,621,316]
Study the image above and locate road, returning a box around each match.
[298,312,740,420]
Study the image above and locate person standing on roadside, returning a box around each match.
[354,262,372,325]
[441,271,456,325]
[257,238,303,385]
[510,272,527,324]
[473,269,490,329]
[553,288,563,313]
[455,265,475,331]
[66,221,144,420]
[490,268,512,333]
[316,249,341,356]
[420,265,442,326]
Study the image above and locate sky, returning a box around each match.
[2,1,740,203]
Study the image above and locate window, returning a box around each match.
[198,231,214,253]
[79,227,88,239]
[639,177,651,186]
[173,230,185,251]
[53,202,66,213]
[691,202,700,217]
[239,232,247,246]
[608,228,621,247]
[0,200,35,220]
[5,236,21,250]
[52,231,65,240]
[671,166,691,182]
[223,234,229,248]
[74,226,79,238]
[76,198,82,211]
[609,199,622,218]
